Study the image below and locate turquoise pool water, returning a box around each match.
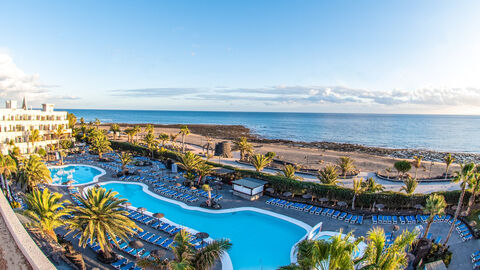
[102,182,308,270]
[50,165,103,185]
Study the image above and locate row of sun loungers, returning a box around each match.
[266,198,363,224]
[153,186,199,202]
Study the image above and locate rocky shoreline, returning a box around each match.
[105,122,480,163]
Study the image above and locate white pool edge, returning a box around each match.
[90,180,312,270]
[48,164,106,187]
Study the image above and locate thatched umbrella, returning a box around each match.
[151,249,166,258]
[196,232,209,245]
[302,194,312,200]
[283,191,292,197]
[337,201,347,207]
[137,207,147,214]
[153,213,164,221]
[123,202,131,209]
[265,187,275,193]
[319,197,329,204]
[376,204,385,211]
[414,204,424,210]
[129,240,144,249]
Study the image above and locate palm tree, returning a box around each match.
[169,133,180,150]
[67,113,77,129]
[109,124,120,140]
[203,184,213,206]
[24,188,71,242]
[400,176,418,195]
[444,153,455,179]
[144,124,154,134]
[423,194,446,237]
[124,128,135,143]
[137,229,231,270]
[158,133,170,147]
[17,155,52,191]
[394,160,412,180]
[59,139,72,165]
[466,166,480,215]
[444,162,475,244]
[93,118,101,128]
[177,152,203,174]
[143,131,158,158]
[277,164,302,180]
[280,231,361,270]
[357,227,418,270]
[0,154,17,200]
[234,137,253,161]
[29,129,42,153]
[179,125,190,153]
[364,177,384,193]
[250,154,272,172]
[67,187,140,260]
[412,156,423,179]
[203,137,214,158]
[117,152,133,174]
[54,125,66,149]
[351,178,364,210]
[317,165,339,185]
[90,133,112,159]
[133,125,141,142]
[337,156,356,179]
[196,163,213,186]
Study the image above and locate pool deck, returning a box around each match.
[51,158,477,270]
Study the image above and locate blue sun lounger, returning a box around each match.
[124,247,134,254]
[309,206,317,214]
[472,251,480,258]
[392,216,398,224]
[149,235,162,244]
[372,215,377,224]
[339,212,347,220]
[112,258,127,269]
[350,215,357,224]
[140,250,151,259]
[120,262,135,270]
[314,207,322,215]
[399,216,406,224]
[345,214,352,222]
[161,239,174,249]
[357,215,363,224]
[332,211,340,219]
[154,237,167,246]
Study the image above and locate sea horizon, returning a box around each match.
[65,108,480,154]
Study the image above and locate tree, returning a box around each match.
[109,124,120,140]
[0,154,17,201]
[67,187,140,260]
[317,165,339,185]
[94,118,101,128]
[169,133,180,150]
[364,177,384,193]
[394,160,412,180]
[158,133,170,147]
[17,155,52,192]
[177,152,203,174]
[277,164,302,180]
[90,132,112,159]
[59,139,73,165]
[444,162,475,244]
[124,128,135,143]
[412,156,424,179]
[117,152,133,174]
[466,165,480,215]
[444,154,455,179]
[24,188,71,242]
[29,129,42,153]
[337,156,356,179]
[357,227,418,270]
[179,125,190,153]
[143,131,158,158]
[133,125,141,143]
[67,113,77,129]
[423,194,446,237]
[145,124,154,134]
[203,184,213,206]
[351,178,364,210]
[280,231,361,270]
[234,137,253,161]
[400,176,418,195]
[196,163,213,186]
[137,229,231,270]
[250,154,272,172]
[54,125,66,149]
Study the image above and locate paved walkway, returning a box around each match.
[0,214,31,270]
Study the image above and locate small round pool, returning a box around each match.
[49,165,105,186]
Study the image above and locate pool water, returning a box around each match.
[102,182,308,270]
[50,165,103,185]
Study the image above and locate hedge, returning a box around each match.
[109,141,470,209]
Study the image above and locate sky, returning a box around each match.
[1,0,480,114]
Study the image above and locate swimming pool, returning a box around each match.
[100,182,310,270]
[49,165,105,186]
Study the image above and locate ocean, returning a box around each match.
[65,109,480,153]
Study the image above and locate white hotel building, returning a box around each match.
[0,99,72,155]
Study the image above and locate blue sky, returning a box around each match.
[1,0,480,114]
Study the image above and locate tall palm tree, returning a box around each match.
[412,156,423,179]
[90,133,112,159]
[277,164,302,180]
[137,229,231,270]
[444,153,455,179]
[0,154,17,201]
[179,125,190,153]
[423,194,447,237]
[17,155,52,191]
[234,137,253,161]
[117,152,133,174]
[143,131,158,158]
[158,133,170,147]
[400,176,418,195]
[169,133,180,150]
[357,227,418,270]
[67,112,77,129]
[466,166,480,215]
[364,177,384,193]
[94,118,101,128]
[29,129,42,153]
[177,152,203,174]
[133,125,141,143]
[351,178,364,210]
[24,188,71,242]
[59,139,73,165]
[337,156,356,179]
[109,124,120,140]
[124,128,135,143]
[67,187,140,260]
[250,154,272,172]
[317,165,339,185]
[144,124,154,134]
[444,162,475,244]
[54,125,66,149]
[202,184,213,206]
[280,231,362,270]
[196,163,213,186]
